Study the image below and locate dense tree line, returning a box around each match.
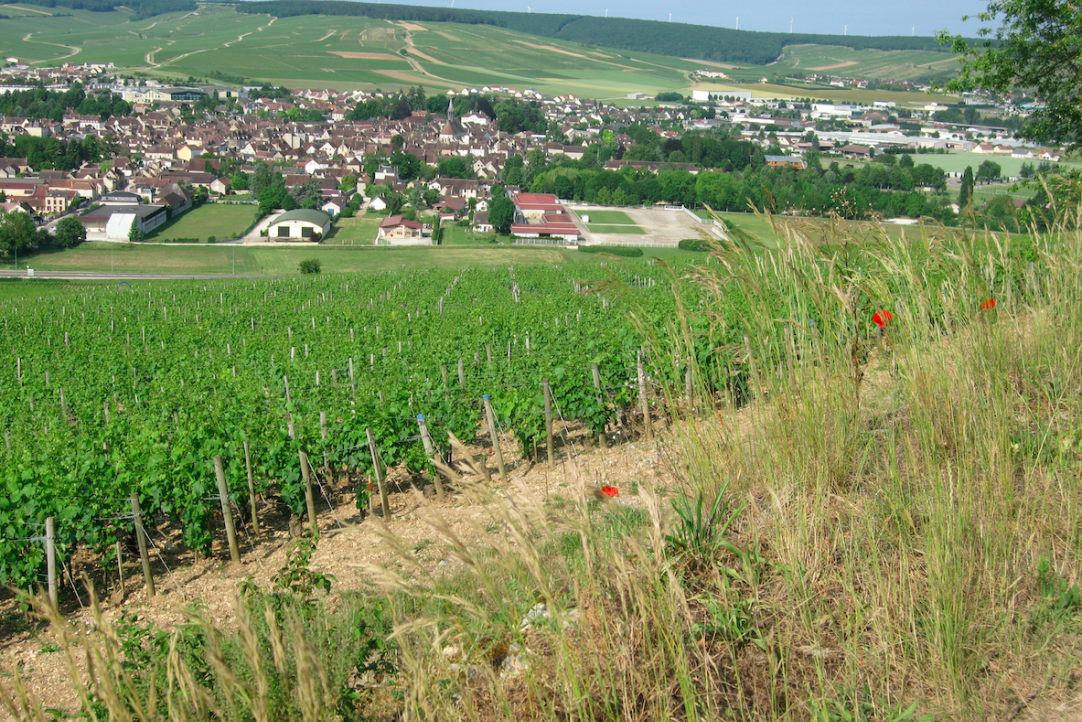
[348,88,547,135]
[0,83,130,122]
[19,0,195,19]
[0,133,107,172]
[236,0,499,25]
[513,130,954,223]
[236,1,956,65]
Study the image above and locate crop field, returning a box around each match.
[144,204,260,243]
[772,44,959,81]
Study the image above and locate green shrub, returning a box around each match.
[678,238,713,252]
[207,235,216,243]
[299,259,322,274]
[577,245,643,257]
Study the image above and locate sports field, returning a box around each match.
[581,210,635,224]
[144,204,259,243]
[571,206,709,246]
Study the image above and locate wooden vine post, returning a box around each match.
[483,394,508,482]
[130,493,155,597]
[542,379,555,466]
[243,441,260,540]
[591,363,606,448]
[638,352,653,441]
[299,450,319,539]
[366,428,391,518]
[213,456,241,564]
[416,415,446,499]
[45,516,57,607]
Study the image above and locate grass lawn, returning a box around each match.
[28,243,259,274]
[580,210,635,224]
[144,204,260,243]
[324,217,381,245]
[440,225,502,245]
[21,242,582,275]
[587,225,646,234]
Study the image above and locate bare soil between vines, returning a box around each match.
[0,421,675,718]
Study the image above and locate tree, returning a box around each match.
[940,1,1082,149]
[339,173,357,194]
[489,195,515,235]
[54,217,87,249]
[0,211,37,256]
[299,259,321,274]
[976,159,1002,185]
[129,219,144,243]
[959,166,975,211]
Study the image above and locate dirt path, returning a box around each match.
[144,15,274,69]
[22,32,81,64]
[3,4,51,14]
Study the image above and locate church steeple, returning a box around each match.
[447,97,454,122]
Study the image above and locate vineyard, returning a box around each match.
[0,261,735,598]
[0,220,1046,604]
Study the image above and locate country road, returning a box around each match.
[0,270,267,280]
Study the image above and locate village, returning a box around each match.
[0,60,1063,247]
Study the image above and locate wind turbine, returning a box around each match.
[790,18,793,33]
[668,12,672,21]
[844,24,847,35]
[605,8,608,16]
[735,16,739,30]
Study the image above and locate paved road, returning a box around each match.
[0,270,266,280]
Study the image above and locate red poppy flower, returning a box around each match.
[981,298,996,310]
[873,310,894,328]
[600,485,619,498]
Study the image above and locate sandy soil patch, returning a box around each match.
[809,60,858,71]
[513,40,589,59]
[330,51,400,60]
[407,48,446,65]
[376,69,436,83]
[687,58,736,69]
[397,21,426,31]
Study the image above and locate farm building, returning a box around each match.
[78,204,168,240]
[266,209,331,241]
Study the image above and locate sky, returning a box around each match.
[387,0,991,37]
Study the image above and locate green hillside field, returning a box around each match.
[0,4,959,101]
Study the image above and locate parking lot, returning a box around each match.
[566,205,715,246]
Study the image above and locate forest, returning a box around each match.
[0,84,131,122]
[0,132,109,172]
[234,1,954,65]
[18,0,195,19]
